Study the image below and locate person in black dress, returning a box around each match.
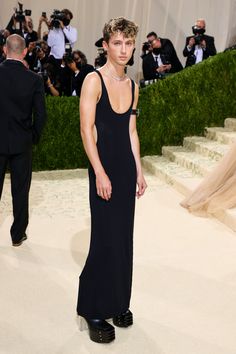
[77,17,147,343]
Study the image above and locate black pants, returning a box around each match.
[0,150,32,243]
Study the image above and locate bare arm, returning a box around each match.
[129,83,147,198]
[80,73,112,201]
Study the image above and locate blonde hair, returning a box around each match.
[103,17,138,43]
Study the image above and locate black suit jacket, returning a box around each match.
[183,34,216,67]
[0,59,46,154]
[142,38,183,80]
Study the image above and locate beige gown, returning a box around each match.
[180,141,236,215]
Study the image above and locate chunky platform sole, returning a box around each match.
[79,317,115,343]
[113,309,133,328]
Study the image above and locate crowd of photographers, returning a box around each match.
[0,4,218,92]
[0,5,94,97]
[140,18,217,87]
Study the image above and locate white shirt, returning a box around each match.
[194,45,203,63]
[47,25,77,59]
[187,44,203,64]
[152,53,163,67]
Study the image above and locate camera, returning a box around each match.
[50,10,67,28]
[192,25,205,45]
[62,42,73,64]
[94,48,107,68]
[94,38,107,68]
[14,2,31,23]
[142,41,151,52]
[34,44,43,55]
[63,52,74,65]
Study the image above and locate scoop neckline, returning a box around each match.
[97,70,133,115]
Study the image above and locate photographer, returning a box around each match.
[183,19,216,67]
[61,50,94,97]
[6,4,38,46]
[41,63,60,96]
[25,40,49,72]
[142,32,183,81]
[47,9,77,61]
[140,31,156,59]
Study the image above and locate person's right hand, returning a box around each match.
[157,64,169,73]
[96,171,112,201]
[188,37,195,47]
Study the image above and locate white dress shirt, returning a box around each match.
[152,53,163,67]
[47,25,77,59]
[194,45,203,63]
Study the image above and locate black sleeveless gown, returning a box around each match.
[77,70,137,319]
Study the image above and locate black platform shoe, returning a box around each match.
[79,317,115,343]
[113,309,133,328]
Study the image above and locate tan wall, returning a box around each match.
[1,0,236,80]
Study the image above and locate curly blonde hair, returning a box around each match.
[103,17,139,43]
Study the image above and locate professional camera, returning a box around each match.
[94,48,106,68]
[63,52,74,65]
[142,41,151,52]
[94,38,107,68]
[14,2,31,23]
[50,10,67,28]
[192,26,205,45]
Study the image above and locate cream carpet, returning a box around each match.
[0,170,236,354]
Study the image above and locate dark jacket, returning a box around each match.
[6,17,38,46]
[60,64,94,97]
[142,38,183,80]
[0,59,46,154]
[183,34,216,67]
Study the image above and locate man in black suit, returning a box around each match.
[142,32,183,81]
[183,19,216,67]
[0,34,46,246]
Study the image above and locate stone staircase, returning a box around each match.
[142,118,236,231]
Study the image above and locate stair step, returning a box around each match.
[142,155,236,232]
[224,118,236,130]
[183,136,229,160]
[142,155,202,196]
[142,118,236,231]
[162,146,217,176]
[205,127,236,144]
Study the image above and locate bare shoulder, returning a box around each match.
[83,71,100,87]
[81,71,101,98]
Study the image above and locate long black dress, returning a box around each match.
[77,70,137,319]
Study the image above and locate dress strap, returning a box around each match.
[131,79,135,108]
[94,69,104,83]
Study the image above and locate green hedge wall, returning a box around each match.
[33,50,236,171]
[138,50,236,156]
[33,95,86,170]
